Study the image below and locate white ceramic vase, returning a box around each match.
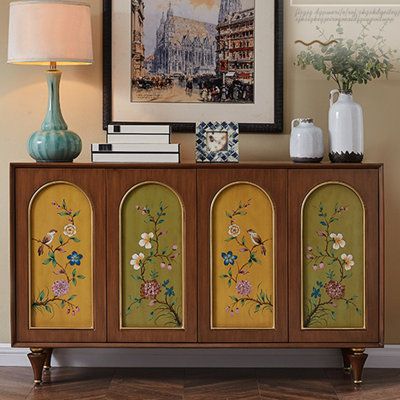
[328,90,364,163]
[290,118,324,163]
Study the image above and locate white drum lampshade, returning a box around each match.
[8,0,93,65]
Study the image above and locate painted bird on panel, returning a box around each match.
[37,229,57,256]
[247,229,267,255]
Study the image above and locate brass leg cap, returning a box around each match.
[33,379,42,385]
[44,366,50,371]
[354,380,362,384]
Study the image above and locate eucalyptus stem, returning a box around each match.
[296,23,398,91]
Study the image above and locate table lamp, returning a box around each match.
[7,0,93,162]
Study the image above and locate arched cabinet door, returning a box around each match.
[12,168,107,344]
[107,169,197,343]
[289,169,382,344]
[198,168,288,343]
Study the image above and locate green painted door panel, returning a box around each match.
[121,183,184,329]
[303,183,365,329]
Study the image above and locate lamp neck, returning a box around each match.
[41,69,68,132]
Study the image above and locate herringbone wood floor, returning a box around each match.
[0,368,399,400]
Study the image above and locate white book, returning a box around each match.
[92,143,179,153]
[107,134,170,144]
[92,152,180,163]
[108,124,171,134]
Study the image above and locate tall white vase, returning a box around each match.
[328,90,364,163]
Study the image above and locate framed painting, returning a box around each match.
[103,0,283,133]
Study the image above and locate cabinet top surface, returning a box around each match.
[10,162,383,170]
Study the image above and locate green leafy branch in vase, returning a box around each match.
[296,23,399,93]
[220,200,273,317]
[304,202,362,328]
[32,199,85,317]
[126,202,182,327]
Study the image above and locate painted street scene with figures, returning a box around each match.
[131,0,255,103]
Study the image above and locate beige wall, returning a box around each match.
[0,0,399,343]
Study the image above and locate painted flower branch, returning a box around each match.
[32,200,85,317]
[220,200,273,316]
[126,202,182,327]
[304,202,361,328]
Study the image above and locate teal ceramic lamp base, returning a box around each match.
[28,69,82,163]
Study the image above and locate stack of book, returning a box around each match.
[91,124,180,163]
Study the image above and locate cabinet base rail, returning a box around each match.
[25,346,370,386]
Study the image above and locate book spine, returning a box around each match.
[108,124,171,134]
[92,153,180,163]
[107,135,170,144]
[92,144,180,152]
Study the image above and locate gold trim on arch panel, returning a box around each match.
[118,181,186,331]
[28,181,95,330]
[300,181,366,331]
[209,181,277,330]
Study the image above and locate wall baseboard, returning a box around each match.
[0,344,399,368]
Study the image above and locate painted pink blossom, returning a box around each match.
[51,280,69,297]
[236,280,252,296]
[71,306,80,316]
[140,280,161,299]
[324,280,345,300]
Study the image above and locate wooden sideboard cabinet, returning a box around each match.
[10,163,384,385]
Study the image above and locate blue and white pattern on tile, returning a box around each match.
[196,121,239,163]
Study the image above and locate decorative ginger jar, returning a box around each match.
[290,118,324,163]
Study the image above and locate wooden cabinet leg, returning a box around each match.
[44,348,53,371]
[27,348,46,385]
[341,348,351,373]
[348,348,368,384]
